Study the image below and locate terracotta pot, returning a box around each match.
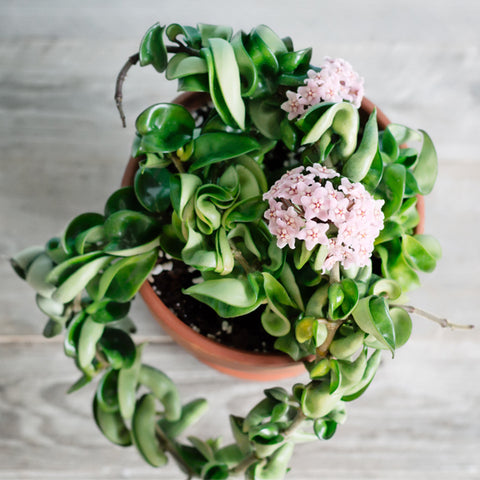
[121,93,424,381]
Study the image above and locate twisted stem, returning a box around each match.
[392,304,474,330]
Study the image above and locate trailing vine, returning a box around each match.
[10,21,471,479]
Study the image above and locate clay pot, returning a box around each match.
[121,93,424,381]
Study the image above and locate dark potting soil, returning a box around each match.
[149,256,276,353]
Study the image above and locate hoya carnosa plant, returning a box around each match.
[11,21,470,480]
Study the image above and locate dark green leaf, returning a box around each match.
[134,167,172,213]
[165,23,201,48]
[135,103,195,153]
[105,187,143,218]
[99,328,136,369]
[103,210,158,252]
[189,132,259,171]
[278,48,312,73]
[96,369,120,413]
[376,163,406,218]
[139,23,168,73]
[97,249,158,302]
[62,213,104,255]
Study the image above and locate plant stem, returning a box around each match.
[229,453,259,476]
[171,153,185,173]
[329,262,340,284]
[155,425,197,478]
[229,241,255,274]
[115,52,140,128]
[392,304,474,330]
[114,44,199,128]
[283,409,307,436]
[316,319,343,357]
[229,409,307,476]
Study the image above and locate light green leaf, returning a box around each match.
[165,53,208,80]
[208,38,245,130]
[412,130,438,195]
[184,273,264,317]
[298,102,359,158]
[189,132,259,171]
[342,109,378,181]
[402,234,441,272]
[352,296,395,355]
[52,256,112,304]
[96,250,158,302]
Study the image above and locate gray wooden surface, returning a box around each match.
[1,1,479,479]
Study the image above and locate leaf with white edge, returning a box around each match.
[135,103,195,154]
[170,173,202,219]
[103,210,159,255]
[64,312,86,358]
[25,253,56,298]
[189,132,259,171]
[181,223,216,270]
[215,228,234,275]
[62,213,104,255]
[208,38,245,130]
[52,256,112,304]
[231,31,258,96]
[298,102,359,158]
[46,251,102,286]
[36,294,65,321]
[96,249,158,302]
[165,53,208,80]
[352,296,395,355]
[10,245,44,279]
[77,316,105,371]
[99,328,136,370]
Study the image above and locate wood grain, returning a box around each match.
[1,1,479,478]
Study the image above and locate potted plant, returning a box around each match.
[10,21,472,479]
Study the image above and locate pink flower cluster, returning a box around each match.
[263,164,384,272]
[281,57,365,120]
